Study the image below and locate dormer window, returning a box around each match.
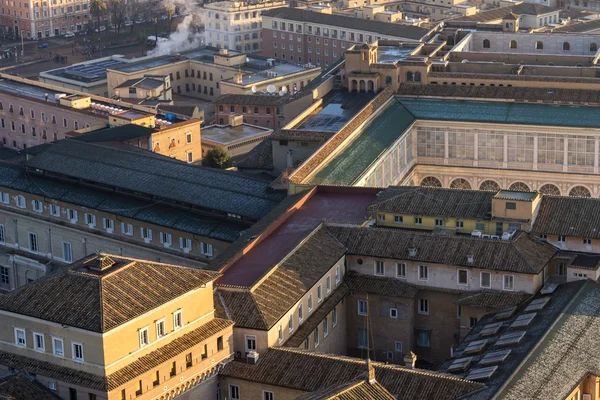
[408,248,417,257]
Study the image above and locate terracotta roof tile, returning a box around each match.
[454,290,531,309]
[296,379,396,400]
[344,272,418,299]
[531,196,600,239]
[0,373,61,400]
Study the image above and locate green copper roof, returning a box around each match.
[311,100,415,186]
[309,97,600,186]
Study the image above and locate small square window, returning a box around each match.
[506,202,517,210]
[415,217,422,224]
[394,215,403,223]
[358,299,368,316]
[395,341,403,352]
[374,261,385,276]
[457,269,468,285]
[390,308,398,318]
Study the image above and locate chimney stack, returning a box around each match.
[404,352,417,369]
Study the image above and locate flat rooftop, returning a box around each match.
[202,124,271,145]
[495,190,538,201]
[217,188,377,287]
[116,57,179,73]
[377,46,416,63]
[295,91,376,132]
[0,79,65,104]
[310,97,600,185]
[115,110,151,120]
[46,59,126,83]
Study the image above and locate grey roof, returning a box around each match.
[236,136,274,170]
[0,161,247,242]
[23,140,285,221]
[327,225,557,274]
[553,18,600,32]
[439,281,592,400]
[114,77,164,90]
[215,93,309,106]
[73,124,156,142]
[531,196,600,239]
[368,186,495,219]
[158,105,200,118]
[261,8,429,41]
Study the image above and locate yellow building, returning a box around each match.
[0,253,233,400]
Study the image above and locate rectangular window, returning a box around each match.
[288,314,293,332]
[435,219,444,227]
[480,272,491,288]
[245,335,256,352]
[139,327,149,347]
[186,132,192,144]
[357,328,367,348]
[72,342,84,362]
[186,352,193,367]
[180,237,192,251]
[141,227,153,241]
[0,224,4,244]
[217,336,224,351]
[32,199,43,213]
[156,319,165,338]
[308,293,313,312]
[160,232,172,246]
[49,204,60,216]
[418,298,429,315]
[314,326,319,347]
[456,221,464,228]
[418,265,428,281]
[63,242,72,263]
[170,362,176,377]
[332,306,337,326]
[417,330,430,347]
[121,222,133,235]
[457,304,462,319]
[558,235,565,242]
[326,275,331,293]
[230,385,240,400]
[0,265,8,284]
[14,328,26,347]
[84,213,96,226]
[1,192,8,204]
[298,304,303,322]
[103,218,114,231]
[584,238,592,245]
[200,242,213,256]
[52,337,64,356]
[395,341,403,352]
[263,391,274,400]
[29,233,38,252]
[33,332,45,351]
[278,324,283,343]
[317,284,322,303]
[135,380,142,396]
[396,263,406,278]
[374,261,385,276]
[16,195,25,208]
[174,310,183,329]
[506,202,517,210]
[358,299,368,316]
[390,308,398,318]
[394,215,403,223]
[67,208,78,222]
[153,370,160,387]
[415,217,422,224]
[503,274,514,291]
[323,317,328,337]
[457,269,468,285]
[335,266,340,284]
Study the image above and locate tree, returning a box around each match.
[90,0,107,33]
[203,148,232,169]
[107,0,127,34]
[163,0,175,33]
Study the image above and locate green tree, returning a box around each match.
[203,148,232,169]
[90,0,107,33]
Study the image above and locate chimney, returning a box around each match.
[228,114,243,127]
[366,359,376,383]
[408,247,417,257]
[247,351,259,365]
[234,72,243,84]
[467,255,474,265]
[404,352,417,369]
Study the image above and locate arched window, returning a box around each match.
[406,71,414,82]
[479,180,500,192]
[590,42,598,52]
[509,182,530,192]
[449,178,471,189]
[509,40,517,49]
[538,184,560,196]
[483,39,490,48]
[563,42,570,51]
[414,72,422,82]
[420,176,442,188]
[569,186,591,197]
[535,41,543,50]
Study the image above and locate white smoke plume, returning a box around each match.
[148,15,204,56]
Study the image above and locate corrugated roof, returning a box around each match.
[261,8,429,40]
[23,140,285,221]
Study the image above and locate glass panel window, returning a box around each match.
[503,274,514,291]
[374,261,385,276]
[418,298,429,315]
[52,337,64,356]
[396,263,406,278]
[480,272,491,288]
[418,265,428,280]
[358,299,368,315]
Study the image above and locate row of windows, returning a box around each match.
[271,20,383,43]
[305,305,338,350]
[482,38,597,52]
[273,52,328,67]
[139,310,183,348]
[0,192,214,258]
[218,105,273,114]
[0,105,87,130]
[170,70,218,82]
[368,260,516,291]
[14,328,84,362]
[228,385,273,400]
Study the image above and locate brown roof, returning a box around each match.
[296,378,396,400]
[0,373,60,400]
[368,186,495,219]
[236,136,274,170]
[0,351,106,391]
[285,284,349,348]
[220,348,484,399]
[552,18,600,32]
[107,318,233,390]
[454,290,531,309]
[0,254,221,333]
[397,84,600,104]
[344,272,418,299]
[327,225,556,274]
[270,129,335,143]
[531,196,600,239]
[217,225,347,330]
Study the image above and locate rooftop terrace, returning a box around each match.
[0,79,65,103]
[202,124,271,145]
[377,46,416,63]
[295,91,376,132]
[217,187,377,287]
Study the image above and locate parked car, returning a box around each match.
[38,42,48,48]
[64,32,75,38]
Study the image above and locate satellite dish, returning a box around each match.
[267,85,276,94]
[281,86,288,93]
[251,85,258,93]
[278,90,285,96]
